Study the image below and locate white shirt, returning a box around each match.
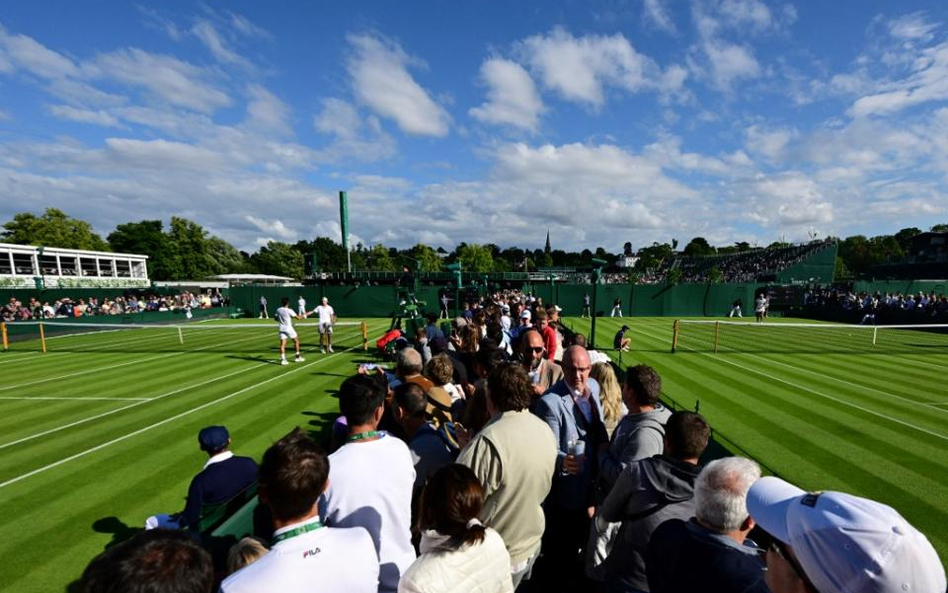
[221,517,379,593]
[321,433,416,593]
[314,304,335,325]
[297,297,306,309]
[203,450,233,470]
[275,306,296,332]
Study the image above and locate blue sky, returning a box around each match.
[1,0,946,252]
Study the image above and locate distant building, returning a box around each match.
[0,242,149,289]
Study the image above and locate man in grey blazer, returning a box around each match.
[532,345,609,591]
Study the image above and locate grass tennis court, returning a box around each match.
[1,316,946,591]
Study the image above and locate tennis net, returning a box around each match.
[671,319,948,354]
[1,320,369,354]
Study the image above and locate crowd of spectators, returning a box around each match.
[650,240,833,285]
[77,291,945,593]
[1,290,228,322]
[803,287,948,324]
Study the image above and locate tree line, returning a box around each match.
[2,209,945,281]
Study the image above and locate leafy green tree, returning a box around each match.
[707,266,723,284]
[251,241,304,278]
[930,223,948,232]
[634,242,674,271]
[294,237,350,272]
[457,243,494,272]
[667,267,683,285]
[208,236,253,275]
[683,237,714,257]
[108,220,175,279]
[362,244,396,271]
[894,227,921,250]
[406,244,443,271]
[2,208,109,251]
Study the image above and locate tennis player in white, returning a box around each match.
[297,295,307,316]
[275,297,304,365]
[309,296,336,353]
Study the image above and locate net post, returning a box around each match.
[39,323,47,353]
[362,322,368,351]
[872,326,878,346]
[672,319,680,353]
[1,322,8,351]
[713,321,720,354]
[178,326,184,345]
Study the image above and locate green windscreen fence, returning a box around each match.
[225,283,767,318]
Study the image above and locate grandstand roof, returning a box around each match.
[207,273,296,285]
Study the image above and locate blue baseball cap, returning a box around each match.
[198,426,229,452]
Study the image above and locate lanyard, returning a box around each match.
[347,430,380,443]
[272,520,324,544]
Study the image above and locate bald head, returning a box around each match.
[521,329,545,368]
[563,346,591,392]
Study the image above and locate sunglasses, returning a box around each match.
[528,346,544,353]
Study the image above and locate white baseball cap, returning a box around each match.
[747,476,946,593]
[520,310,532,319]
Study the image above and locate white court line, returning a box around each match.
[628,325,948,443]
[0,341,364,490]
[673,327,948,416]
[0,396,152,401]
[0,325,365,450]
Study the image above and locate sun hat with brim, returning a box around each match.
[747,476,946,593]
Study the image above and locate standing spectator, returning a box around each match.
[80,530,214,593]
[598,411,710,593]
[396,348,435,393]
[398,465,513,593]
[321,375,416,593]
[646,457,768,593]
[520,329,564,397]
[392,383,456,518]
[590,362,625,438]
[458,364,557,588]
[424,312,445,341]
[532,346,609,590]
[747,476,946,593]
[222,428,379,593]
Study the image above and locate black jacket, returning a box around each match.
[647,518,771,593]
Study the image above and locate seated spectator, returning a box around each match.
[646,457,768,593]
[79,529,214,593]
[145,425,258,531]
[398,464,513,593]
[458,363,557,589]
[222,428,379,593]
[598,411,710,593]
[321,374,416,593]
[747,476,946,593]
[227,536,269,575]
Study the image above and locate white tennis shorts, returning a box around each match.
[319,322,333,335]
[280,328,298,340]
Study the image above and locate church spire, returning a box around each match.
[544,229,551,254]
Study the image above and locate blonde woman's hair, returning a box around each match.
[591,362,623,423]
[227,536,269,574]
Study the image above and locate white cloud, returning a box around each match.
[0,23,78,79]
[47,104,123,128]
[312,97,397,162]
[888,12,940,42]
[191,19,246,65]
[641,0,677,34]
[744,125,796,161]
[245,84,291,135]
[245,215,297,240]
[469,58,544,131]
[346,33,451,137]
[702,40,760,89]
[734,171,834,227]
[86,48,231,113]
[518,28,686,107]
